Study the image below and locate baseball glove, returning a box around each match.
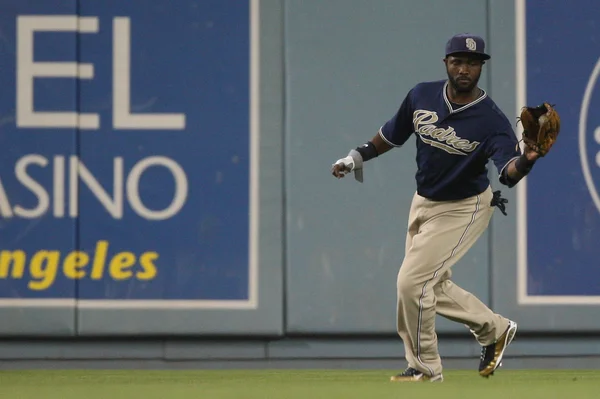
[517,102,561,157]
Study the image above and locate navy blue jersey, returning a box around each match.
[380,80,521,201]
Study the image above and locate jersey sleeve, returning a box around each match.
[486,123,522,186]
[379,89,415,147]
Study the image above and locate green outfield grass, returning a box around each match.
[0,369,598,399]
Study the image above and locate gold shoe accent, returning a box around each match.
[479,320,517,377]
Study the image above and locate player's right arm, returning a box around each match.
[331,133,393,178]
[332,89,415,179]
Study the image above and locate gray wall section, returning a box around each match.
[0,307,76,336]
[3,336,600,363]
[76,0,285,336]
[283,0,491,334]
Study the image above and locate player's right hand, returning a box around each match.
[331,155,356,179]
[331,162,349,178]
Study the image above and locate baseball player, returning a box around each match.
[332,33,542,382]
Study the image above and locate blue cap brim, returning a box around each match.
[446,51,491,60]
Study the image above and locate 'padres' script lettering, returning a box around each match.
[413,110,480,155]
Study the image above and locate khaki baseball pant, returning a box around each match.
[396,186,510,377]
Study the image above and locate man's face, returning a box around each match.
[444,54,484,93]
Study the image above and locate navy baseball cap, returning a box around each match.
[445,33,490,60]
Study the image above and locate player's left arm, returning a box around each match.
[501,146,540,186]
[489,127,540,188]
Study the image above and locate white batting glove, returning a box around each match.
[331,150,364,182]
[332,156,355,175]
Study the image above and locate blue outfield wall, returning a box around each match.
[491,0,600,333]
[1,1,251,304]
[0,0,599,339]
[521,0,600,300]
[0,0,284,336]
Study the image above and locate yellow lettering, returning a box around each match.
[1,242,161,291]
[109,252,136,280]
[29,251,60,290]
[137,252,158,280]
[91,240,108,280]
[0,250,26,278]
[63,251,89,279]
